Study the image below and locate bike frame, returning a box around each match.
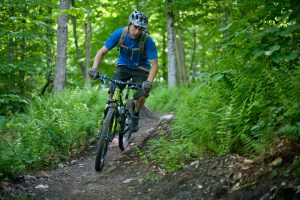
[101,78,136,138]
[94,74,139,171]
[106,84,132,137]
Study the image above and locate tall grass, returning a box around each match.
[146,85,189,114]
[146,63,300,170]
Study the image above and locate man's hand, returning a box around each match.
[142,81,152,95]
[89,69,99,79]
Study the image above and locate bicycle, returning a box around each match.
[92,74,140,171]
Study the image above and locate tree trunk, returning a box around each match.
[84,18,91,80]
[166,0,177,87]
[42,7,54,95]
[9,38,14,64]
[162,32,167,82]
[8,7,15,64]
[71,0,87,80]
[54,0,70,94]
[190,28,197,81]
[19,36,25,95]
[175,30,187,86]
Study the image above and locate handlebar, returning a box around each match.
[95,74,140,90]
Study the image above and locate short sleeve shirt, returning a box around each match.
[104,27,158,70]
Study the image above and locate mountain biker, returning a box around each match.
[89,11,159,132]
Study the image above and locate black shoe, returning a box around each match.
[131,115,139,132]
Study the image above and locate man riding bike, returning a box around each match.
[89,11,159,132]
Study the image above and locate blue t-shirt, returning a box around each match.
[104,27,158,70]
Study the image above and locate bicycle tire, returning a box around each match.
[95,107,114,171]
[119,100,135,151]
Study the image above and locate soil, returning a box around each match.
[1,110,300,200]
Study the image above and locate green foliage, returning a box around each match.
[146,84,189,113]
[278,66,300,139]
[145,0,300,171]
[147,61,299,170]
[147,134,197,170]
[0,0,57,115]
[0,86,106,176]
[1,0,299,176]
[0,94,30,115]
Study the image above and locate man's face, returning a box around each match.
[129,24,143,39]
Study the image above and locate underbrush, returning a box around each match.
[0,86,106,177]
[145,65,300,171]
[147,85,189,114]
[144,1,300,171]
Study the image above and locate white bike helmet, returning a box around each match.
[128,11,148,30]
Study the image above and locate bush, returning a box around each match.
[147,84,189,114]
[0,86,107,176]
[146,63,300,171]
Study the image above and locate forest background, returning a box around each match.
[0,0,299,177]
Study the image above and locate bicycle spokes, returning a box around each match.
[95,108,115,171]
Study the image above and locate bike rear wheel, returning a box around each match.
[95,107,115,171]
[119,100,135,151]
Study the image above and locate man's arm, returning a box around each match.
[91,46,109,70]
[147,59,159,82]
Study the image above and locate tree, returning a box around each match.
[166,0,177,87]
[71,0,89,80]
[54,0,71,94]
[175,30,187,85]
[84,16,91,80]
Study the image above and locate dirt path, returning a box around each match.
[1,111,300,200]
[18,112,162,200]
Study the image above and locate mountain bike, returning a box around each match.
[93,74,140,171]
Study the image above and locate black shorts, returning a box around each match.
[108,66,149,99]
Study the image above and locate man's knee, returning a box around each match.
[134,89,151,99]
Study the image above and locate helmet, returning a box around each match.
[128,11,148,30]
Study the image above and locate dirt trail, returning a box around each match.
[19,112,162,200]
[1,110,300,200]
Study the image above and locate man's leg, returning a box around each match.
[130,69,149,132]
[135,96,146,113]
[130,95,146,132]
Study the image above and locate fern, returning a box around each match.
[1,86,107,176]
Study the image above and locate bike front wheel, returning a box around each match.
[119,100,135,151]
[95,107,115,171]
